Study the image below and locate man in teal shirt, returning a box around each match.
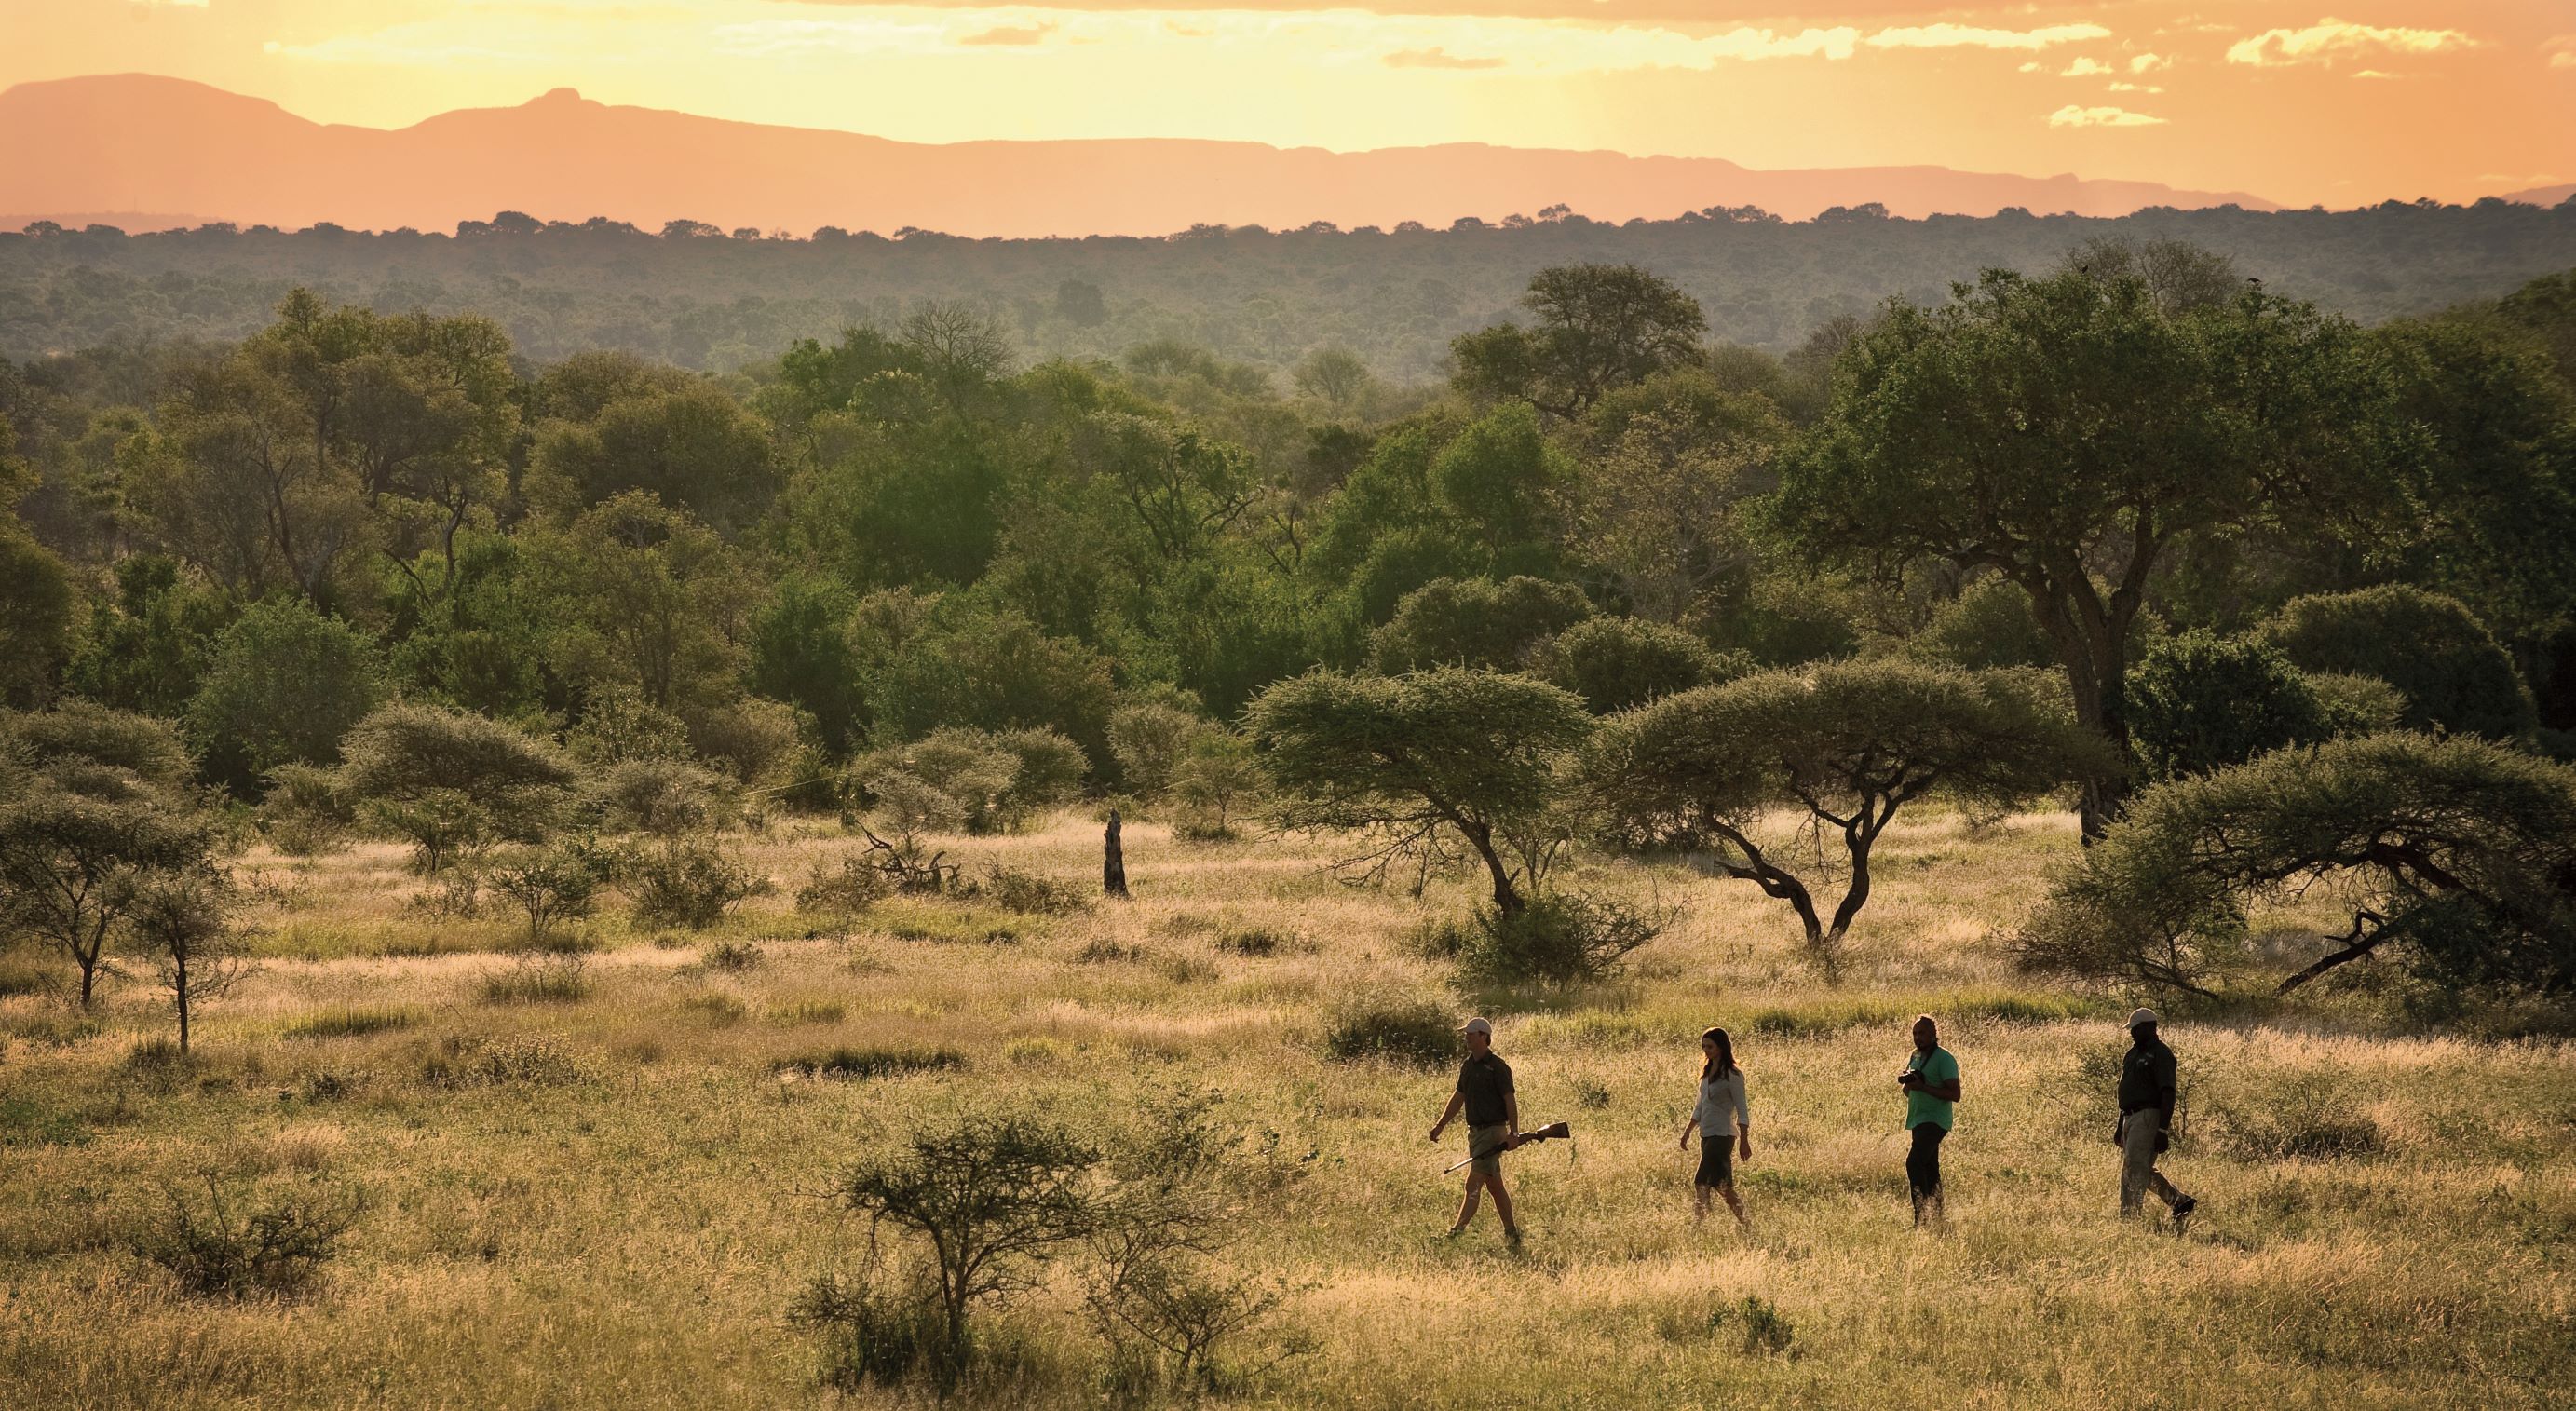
[1897,1013,1960,1228]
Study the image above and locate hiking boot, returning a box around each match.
[1503,1228,1525,1248]
[2171,1196,2198,1233]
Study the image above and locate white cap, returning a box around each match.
[1459,1016,1493,1036]
[2128,1008,2160,1029]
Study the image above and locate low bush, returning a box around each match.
[979,865,1091,916]
[774,1047,968,1080]
[297,1069,367,1103]
[1075,939,1146,965]
[408,870,482,919]
[623,837,767,929]
[1454,892,1662,986]
[420,1033,590,1088]
[129,1172,365,1299]
[282,1006,423,1041]
[2213,1069,2384,1160]
[796,855,895,916]
[481,842,609,947]
[1712,1296,1796,1356]
[125,1037,186,1071]
[1322,997,1457,1066]
[790,1261,954,1391]
[703,940,764,972]
[1214,928,1307,957]
[480,952,591,1004]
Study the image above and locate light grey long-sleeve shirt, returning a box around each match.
[1694,1070,1749,1137]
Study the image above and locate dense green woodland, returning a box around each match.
[6,198,2576,376]
[6,237,2576,1013]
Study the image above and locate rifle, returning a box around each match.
[1443,1120,1572,1174]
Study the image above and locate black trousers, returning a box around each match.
[1906,1122,1946,1197]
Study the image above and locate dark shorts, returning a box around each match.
[1695,1136,1735,1189]
[1467,1123,1510,1179]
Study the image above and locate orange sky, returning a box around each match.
[8,0,2571,208]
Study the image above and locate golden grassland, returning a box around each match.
[2,809,2571,1408]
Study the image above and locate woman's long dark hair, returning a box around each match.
[1701,1026,1738,1080]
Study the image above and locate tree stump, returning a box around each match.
[1104,809,1129,899]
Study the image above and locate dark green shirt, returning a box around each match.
[1456,1051,1514,1128]
[2118,1034,2178,1113]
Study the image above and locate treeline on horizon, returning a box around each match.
[6,196,2576,377]
[7,232,2576,1005]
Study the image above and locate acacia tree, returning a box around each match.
[1774,267,2399,836]
[125,868,249,1053]
[0,705,212,1006]
[1246,668,1593,916]
[831,1114,1105,1385]
[2018,734,2576,998]
[1583,660,2105,970]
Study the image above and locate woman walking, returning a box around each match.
[1678,1026,1752,1228]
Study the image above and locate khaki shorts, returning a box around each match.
[1467,1123,1510,1178]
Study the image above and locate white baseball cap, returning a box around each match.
[2128,1008,2160,1029]
[1459,1016,1493,1036]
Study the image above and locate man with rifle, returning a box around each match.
[2115,1008,2199,1230]
[1430,1016,1524,1245]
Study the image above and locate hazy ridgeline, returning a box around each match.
[4,234,2576,1405]
[6,198,2576,375]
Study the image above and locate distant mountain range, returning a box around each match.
[1,74,2290,238]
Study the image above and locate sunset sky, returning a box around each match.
[8,0,2572,208]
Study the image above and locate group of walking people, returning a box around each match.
[1429,1008,2197,1243]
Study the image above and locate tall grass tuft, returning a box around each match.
[773,1047,966,1080]
[283,1005,424,1041]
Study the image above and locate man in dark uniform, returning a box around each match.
[1429,1015,1523,1244]
[2116,1008,2199,1229]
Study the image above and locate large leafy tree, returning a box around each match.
[2261,585,2538,741]
[1583,660,2106,968]
[1247,667,1593,916]
[186,597,385,791]
[1451,264,1706,420]
[532,492,761,714]
[1775,268,2401,835]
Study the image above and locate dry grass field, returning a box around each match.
[3,808,2572,1408]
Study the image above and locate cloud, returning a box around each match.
[2130,52,2169,73]
[958,21,1053,45]
[2061,57,2112,76]
[1384,47,1504,70]
[2226,19,2475,68]
[2049,103,2166,128]
[711,13,1865,74]
[1867,23,2110,52]
[2556,51,2576,70]
[2107,82,2163,93]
